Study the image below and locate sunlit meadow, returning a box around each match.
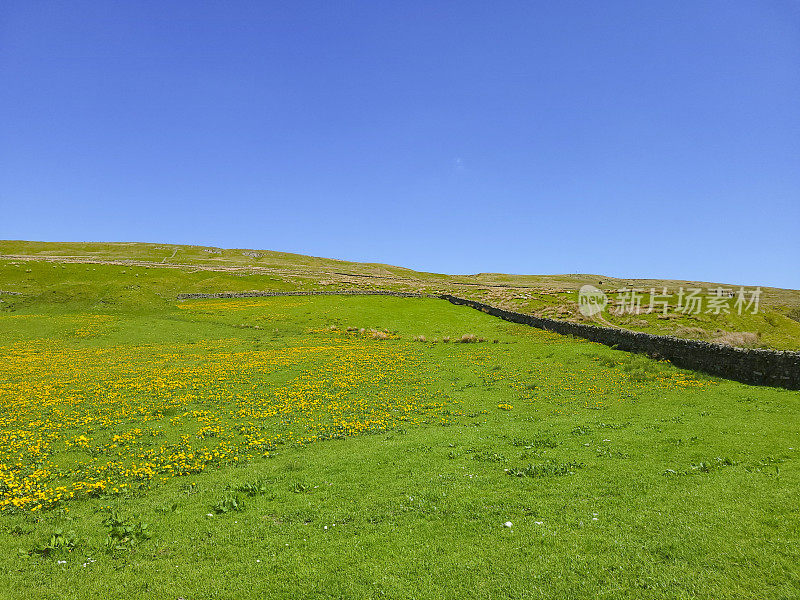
[1,293,798,599]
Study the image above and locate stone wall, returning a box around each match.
[176,289,800,390]
[440,294,800,390]
[176,290,435,300]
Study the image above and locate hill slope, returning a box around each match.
[2,239,800,349]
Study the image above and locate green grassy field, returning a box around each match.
[1,267,799,599]
[3,240,800,350]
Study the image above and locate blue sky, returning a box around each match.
[2,1,798,287]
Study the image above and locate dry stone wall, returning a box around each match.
[177,290,435,300]
[176,290,800,390]
[440,294,800,390]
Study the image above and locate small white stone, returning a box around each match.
[504,521,513,528]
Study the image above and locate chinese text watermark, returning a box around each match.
[578,285,761,317]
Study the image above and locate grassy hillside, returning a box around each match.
[0,252,798,598]
[1,292,799,599]
[2,240,800,349]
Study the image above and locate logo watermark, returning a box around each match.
[577,286,761,316]
[577,285,608,316]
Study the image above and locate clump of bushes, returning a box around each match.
[674,326,761,348]
[334,326,397,340]
[511,436,558,449]
[507,460,584,478]
[455,334,488,343]
[102,510,152,553]
[236,477,271,497]
[675,326,707,337]
[711,331,760,348]
[213,493,245,514]
[27,529,78,558]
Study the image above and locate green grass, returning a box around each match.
[0,286,798,599]
[4,239,800,350]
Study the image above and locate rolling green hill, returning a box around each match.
[0,241,798,598]
[2,240,800,349]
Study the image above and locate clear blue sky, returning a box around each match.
[2,1,798,288]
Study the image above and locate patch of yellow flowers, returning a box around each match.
[0,335,450,512]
